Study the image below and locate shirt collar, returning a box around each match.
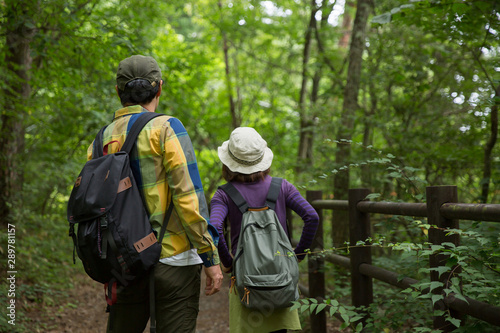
[112,105,147,121]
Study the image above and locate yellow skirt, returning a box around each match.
[229,289,302,333]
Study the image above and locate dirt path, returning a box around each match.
[27,272,230,333]
[195,273,230,333]
[27,272,340,332]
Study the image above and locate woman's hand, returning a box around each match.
[221,263,232,273]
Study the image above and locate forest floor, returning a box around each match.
[24,272,230,333]
[24,272,342,332]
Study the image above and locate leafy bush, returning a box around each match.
[294,220,500,332]
[0,207,80,332]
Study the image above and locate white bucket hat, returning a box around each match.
[218,127,274,174]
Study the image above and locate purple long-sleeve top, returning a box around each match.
[210,175,319,268]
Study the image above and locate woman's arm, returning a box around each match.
[285,183,319,261]
[209,190,234,268]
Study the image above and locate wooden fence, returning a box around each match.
[290,185,500,332]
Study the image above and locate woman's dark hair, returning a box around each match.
[222,164,270,183]
[118,79,160,106]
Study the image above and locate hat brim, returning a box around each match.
[218,140,273,174]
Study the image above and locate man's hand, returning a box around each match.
[203,265,223,296]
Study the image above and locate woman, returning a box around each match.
[210,127,319,333]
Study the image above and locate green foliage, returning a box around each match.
[299,219,499,332]
[0,209,81,331]
[0,0,170,330]
[291,298,365,332]
[1,0,499,330]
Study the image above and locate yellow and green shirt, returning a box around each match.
[87,105,219,267]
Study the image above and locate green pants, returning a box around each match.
[106,263,202,333]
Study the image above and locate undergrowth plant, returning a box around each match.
[0,207,80,332]
[293,220,500,332]
[292,140,499,332]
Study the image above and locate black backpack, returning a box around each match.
[67,112,171,305]
[220,178,300,310]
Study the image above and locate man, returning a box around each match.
[87,55,223,333]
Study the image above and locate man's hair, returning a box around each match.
[118,79,160,106]
[222,164,270,183]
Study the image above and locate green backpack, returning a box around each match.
[220,177,299,310]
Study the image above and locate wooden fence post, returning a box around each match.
[307,190,326,333]
[349,188,373,329]
[426,186,462,332]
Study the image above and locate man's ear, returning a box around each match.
[156,80,163,97]
[115,85,119,96]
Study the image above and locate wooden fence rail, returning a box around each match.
[293,185,500,332]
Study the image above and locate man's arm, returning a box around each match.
[162,117,221,266]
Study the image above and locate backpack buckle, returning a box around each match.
[100,215,108,229]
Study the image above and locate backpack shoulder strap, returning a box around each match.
[265,177,282,211]
[219,182,248,214]
[92,125,108,159]
[92,112,165,158]
[219,177,283,213]
[121,112,165,154]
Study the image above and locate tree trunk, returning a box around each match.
[361,75,379,188]
[296,0,318,174]
[218,1,239,129]
[481,84,499,202]
[0,1,36,227]
[332,0,372,247]
[338,1,353,49]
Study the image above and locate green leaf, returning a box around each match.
[450,286,469,304]
[433,310,446,317]
[429,266,451,278]
[316,303,327,314]
[289,302,301,311]
[429,281,444,292]
[329,306,338,317]
[445,316,461,328]
[388,171,402,178]
[432,294,443,306]
[365,193,381,200]
[350,315,364,322]
[372,13,392,24]
[431,245,444,253]
[417,293,431,300]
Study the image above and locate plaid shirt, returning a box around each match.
[87,105,219,267]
